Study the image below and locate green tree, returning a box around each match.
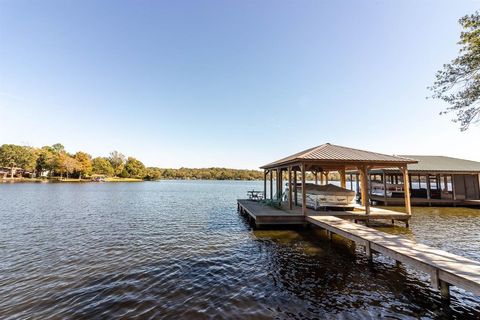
[0,144,38,177]
[36,146,55,177]
[92,157,114,176]
[144,167,162,180]
[74,151,93,179]
[430,11,480,130]
[108,151,126,177]
[125,157,146,178]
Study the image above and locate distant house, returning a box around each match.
[369,156,480,206]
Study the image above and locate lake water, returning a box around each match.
[1,181,479,319]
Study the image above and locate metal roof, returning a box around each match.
[380,155,480,173]
[260,143,417,169]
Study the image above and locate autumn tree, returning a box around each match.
[74,152,92,179]
[430,11,480,130]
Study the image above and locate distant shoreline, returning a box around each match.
[0,177,263,183]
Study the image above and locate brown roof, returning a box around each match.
[371,155,480,173]
[260,143,417,169]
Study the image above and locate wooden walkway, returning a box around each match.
[237,199,480,299]
[307,215,480,298]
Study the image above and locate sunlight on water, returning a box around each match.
[0,181,479,319]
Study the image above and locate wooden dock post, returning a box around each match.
[440,280,451,300]
[263,170,267,200]
[270,170,273,200]
[401,166,412,216]
[340,169,346,189]
[288,166,293,210]
[301,163,306,216]
[365,241,372,261]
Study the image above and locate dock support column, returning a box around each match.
[359,166,370,215]
[401,166,412,216]
[294,169,298,206]
[426,174,432,206]
[288,166,293,210]
[315,171,318,184]
[440,280,451,301]
[383,172,388,204]
[365,241,372,261]
[340,169,346,189]
[277,169,282,200]
[270,170,273,200]
[301,163,306,216]
[263,170,267,200]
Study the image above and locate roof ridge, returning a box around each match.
[301,143,329,158]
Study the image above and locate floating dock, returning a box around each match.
[237,199,480,299]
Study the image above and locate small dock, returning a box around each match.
[237,199,480,299]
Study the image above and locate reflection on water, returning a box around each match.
[0,181,479,319]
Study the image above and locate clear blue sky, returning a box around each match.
[1,0,479,169]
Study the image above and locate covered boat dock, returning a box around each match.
[368,155,480,207]
[258,143,417,223]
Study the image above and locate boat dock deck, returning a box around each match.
[237,199,480,299]
[237,199,410,226]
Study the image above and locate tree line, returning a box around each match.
[0,143,263,180]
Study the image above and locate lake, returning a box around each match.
[0,181,479,319]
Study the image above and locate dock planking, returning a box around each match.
[237,199,480,299]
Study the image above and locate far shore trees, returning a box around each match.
[430,11,480,130]
[0,143,264,181]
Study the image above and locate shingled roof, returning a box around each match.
[260,143,417,169]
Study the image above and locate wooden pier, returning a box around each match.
[237,199,480,299]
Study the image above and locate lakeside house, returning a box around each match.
[368,155,480,206]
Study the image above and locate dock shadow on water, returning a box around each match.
[0,181,479,319]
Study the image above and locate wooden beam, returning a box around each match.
[294,169,298,206]
[339,169,346,189]
[315,171,318,185]
[301,163,306,216]
[383,172,387,204]
[263,170,267,200]
[359,166,370,215]
[277,168,281,200]
[288,166,293,210]
[401,166,412,215]
[270,170,273,200]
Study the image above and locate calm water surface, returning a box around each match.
[0,181,479,319]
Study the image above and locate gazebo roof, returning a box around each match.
[260,143,417,170]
